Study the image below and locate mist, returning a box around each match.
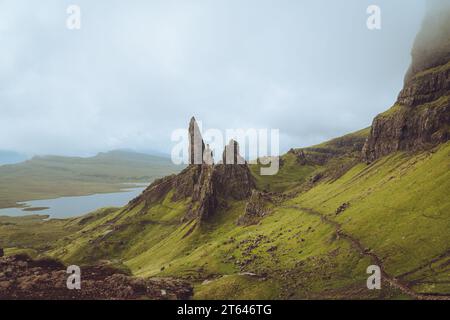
[0,0,428,156]
[405,0,450,82]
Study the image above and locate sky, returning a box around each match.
[0,0,428,157]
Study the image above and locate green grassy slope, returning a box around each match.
[249,128,369,194]
[0,212,93,258]
[48,143,448,299]
[250,152,317,193]
[0,150,181,208]
[2,133,448,299]
[289,142,450,295]
[1,128,444,299]
[48,195,388,299]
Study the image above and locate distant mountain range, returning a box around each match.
[0,150,182,209]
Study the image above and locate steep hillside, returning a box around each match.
[290,141,450,297]
[5,57,449,298]
[28,142,445,299]
[3,114,448,299]
[39,119,448,299]
[250,127,369,194]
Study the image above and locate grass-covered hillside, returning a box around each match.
[5,133,448,299]
[0,150,181,209]
[250,127,369,194]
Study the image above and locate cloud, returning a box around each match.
[0,0,426,155]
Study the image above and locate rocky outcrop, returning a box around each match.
[213,162,254,201]
[184,138,255,221]
[213,140,255,200]
[362,96,450,163]
[237,191,273,226]
[222,139,246,164]
[362,2,450,163]
[129,118,255,222]
[289,129,368,166]
[399,62,450,107]
[335,202,350,216]
[185,164,218,221]
[0,254,192,300]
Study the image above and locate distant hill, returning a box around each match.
[0,151,28,165]
[0,150,182,208]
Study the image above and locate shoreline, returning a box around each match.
[0,181,150,211]
[0,184,148,219]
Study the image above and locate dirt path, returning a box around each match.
[286,205,450,300]
[397,249,450,280]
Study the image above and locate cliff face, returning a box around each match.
[129,118,255,222]
[362,2,450,163]
[362,66,450,163]
[404,0,450,83]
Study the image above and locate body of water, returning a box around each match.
[0,186,146,219]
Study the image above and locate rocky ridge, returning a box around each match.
[237,190,273,226]
[129,117,255,222]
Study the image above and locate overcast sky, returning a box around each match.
[0,0,427,156]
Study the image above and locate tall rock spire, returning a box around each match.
[222,139,246,165]
[188,117,205,165]
[129,117,255,223]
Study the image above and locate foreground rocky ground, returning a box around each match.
[0,254,192,300]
